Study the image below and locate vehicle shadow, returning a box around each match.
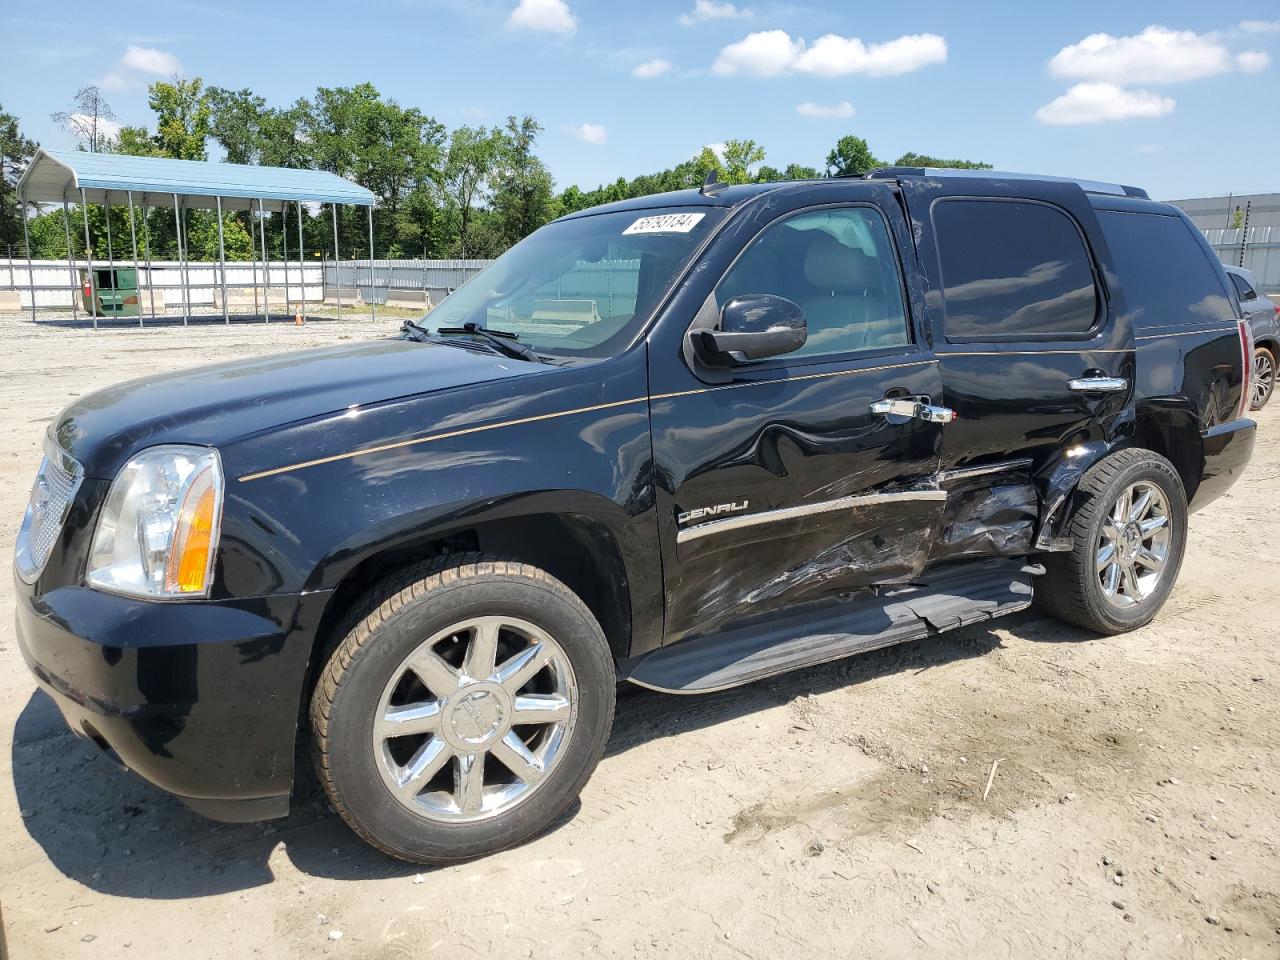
[11,609,1078,900]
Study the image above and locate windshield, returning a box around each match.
[426,207,724,358]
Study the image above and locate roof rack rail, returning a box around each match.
[865,166,1149,200]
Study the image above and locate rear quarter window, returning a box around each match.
[1096,211,1235,329]
[932,198,1100,341]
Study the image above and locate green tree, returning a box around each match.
[783,163,821,180]
[306,83,445,257]
[0,103,35,250]
[491,115,555,249]
[206,87,271,164]
[720,139,765,184]
[825,135,879,177]
[112,125,163,157]
[150,77,213,160]
[441,125,504,258]
[893,151,991,170]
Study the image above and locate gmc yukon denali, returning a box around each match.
[15,169,1256,863]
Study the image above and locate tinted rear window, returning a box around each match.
[1096,211,1235,329]
[933,199,1099,340]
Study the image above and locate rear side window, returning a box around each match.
[1096,211,1235,329]
[1229,273,1257,303]
[933,199,1099,340]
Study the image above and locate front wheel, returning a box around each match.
[1252,345,1275,410]
[1036,449,1187,635]
[311,557,615,863]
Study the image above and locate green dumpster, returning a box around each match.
[80,267,141,318]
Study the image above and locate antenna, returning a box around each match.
[700,169,723,197]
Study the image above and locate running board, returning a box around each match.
[624,560,1033,694]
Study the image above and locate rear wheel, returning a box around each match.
[1252,345,1275,410]
[1036,449,1187,635]
[311,557,615,863]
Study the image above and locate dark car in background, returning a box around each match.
[15,168,1256,863]
[1224,264,1278,409]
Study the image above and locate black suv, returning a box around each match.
[15,170,1256,863]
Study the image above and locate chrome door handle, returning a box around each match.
[870,398,957,423]
[1067,376,1128,393]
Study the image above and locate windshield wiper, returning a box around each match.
[401,319,433,342]
[435,322,542,363]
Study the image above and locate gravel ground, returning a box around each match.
[0,313,1276,959]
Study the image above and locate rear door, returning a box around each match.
[646,182,948,645]
[898,179,1134,472]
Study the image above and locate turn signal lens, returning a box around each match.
[165,472,219,594]
[87,446,224,599]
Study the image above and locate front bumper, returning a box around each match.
[1190,417,1256,513]
[16,579,329,822]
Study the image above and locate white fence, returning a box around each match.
[0,258,325,309]
[1,258,497,312]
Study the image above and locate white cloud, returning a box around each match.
[508,0,577,35]
[795,32,947,77]
[679,0,750,26]
[569,122,608,145]
[712,29,802,76]
[1048,26,1236,84]
[796,100,855,118]
[100,71,129,91]
[1035,83,1175,125]
[632,58,674,78]
[712,29,946,77]
[1239,20,1280,34]
[1236,50,1270,73]
[69,114,123,141]
[121,44,181,75]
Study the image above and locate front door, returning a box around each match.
[647,185,948,645]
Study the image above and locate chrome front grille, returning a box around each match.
[14,437,84,583]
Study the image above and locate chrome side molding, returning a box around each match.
[675,489,947,544]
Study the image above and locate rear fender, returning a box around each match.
[1032,439,1116,551]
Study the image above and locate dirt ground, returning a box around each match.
[0,312,1275,960]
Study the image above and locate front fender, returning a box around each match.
[211,349,662,654]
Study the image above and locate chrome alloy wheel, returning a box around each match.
[1096,481,1171,607]
[1253,350,1275,407]
[374,616,578,823]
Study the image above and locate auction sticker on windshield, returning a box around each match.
[622,213,706,235]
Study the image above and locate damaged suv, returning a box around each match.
[16,169,1256,863]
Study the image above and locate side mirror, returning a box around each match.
[693,294,807,364]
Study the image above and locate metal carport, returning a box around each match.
[16,149,377,327]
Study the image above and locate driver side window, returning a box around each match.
[716,206,911,359]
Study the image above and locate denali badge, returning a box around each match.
[677,501,749,526]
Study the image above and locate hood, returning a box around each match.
[53,338,542,478]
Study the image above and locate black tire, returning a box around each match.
[1251,345,1275,411]
[311,556,615,864]
[1036,449,1187,635]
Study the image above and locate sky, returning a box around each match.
[2,0,1278,201]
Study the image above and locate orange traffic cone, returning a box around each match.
[294,307,304,326]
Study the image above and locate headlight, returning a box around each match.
[87,446,224,599]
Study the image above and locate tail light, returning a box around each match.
[1236,319,1253,420]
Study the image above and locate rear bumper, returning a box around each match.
[1190,417,1256,513]
[15,579,329,822]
